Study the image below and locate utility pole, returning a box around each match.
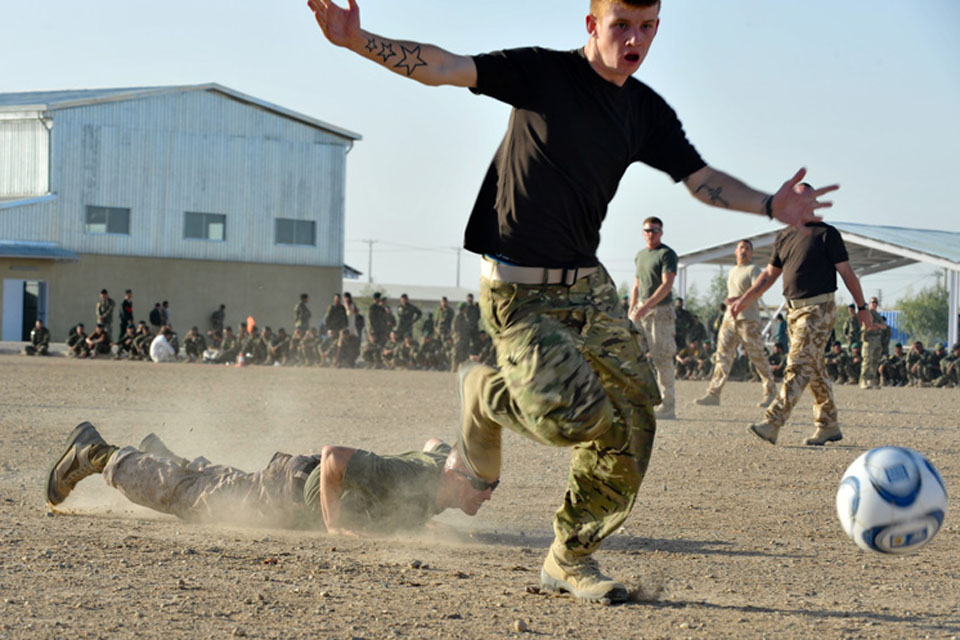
[454,247,462,288]
[362,239,377,283]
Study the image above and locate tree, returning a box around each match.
[896,284,948,346]
[685,269,727,327]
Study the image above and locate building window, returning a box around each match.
[184,212,226,241]
[275,218,316,246]
[85,206,130,235]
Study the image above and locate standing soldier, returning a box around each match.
[294,294,312,332]
[395,293,423,338]
[324,294,348,335]
[450,303,473,371]
[859,296,888,389]
[464,293,481,351]
[695,239,777,408]
[211,304,226,334]
[732,184,872,446]
[118,290,134,338]
[96,289,116,338]
[673,298,698,350]
[434,296,454,340]
[841,304,861,348]
[629,216,677,420]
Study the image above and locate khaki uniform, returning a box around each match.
[703,263,776,400]
[636,305,676,412]
[461,268,660,558]
[860,309,885,388]
[764,299,838,430]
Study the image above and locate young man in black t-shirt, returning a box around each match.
[731,184,872,446]
[307,0,839,603]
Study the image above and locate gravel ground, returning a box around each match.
[1,354,957,639]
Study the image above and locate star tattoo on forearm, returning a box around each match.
[393,44,428,76]
[695,183,731,208]
[377,41,396,62]
[364,37,378,53]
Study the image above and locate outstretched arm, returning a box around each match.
[307,0,477,87]
[684,166,839,231]
[730,264,782,318]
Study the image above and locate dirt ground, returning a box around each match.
[0,354,957,639]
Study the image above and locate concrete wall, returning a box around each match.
[0,254,342,340]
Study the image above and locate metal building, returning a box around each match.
[0,84,361,341]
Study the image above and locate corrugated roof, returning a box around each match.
[678,222,960,274]
[0,240,79,262]
[0,83,362,141]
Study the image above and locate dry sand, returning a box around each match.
[1,354,957,638]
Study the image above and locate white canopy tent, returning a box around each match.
[675,222,960,346]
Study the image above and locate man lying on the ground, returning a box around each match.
[46,423,495,535]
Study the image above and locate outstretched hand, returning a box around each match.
[771,168,839,230]
[307,0,360,48]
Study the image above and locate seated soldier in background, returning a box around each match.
[131,322,154,360]
[934,343,960,388]
[846,343,863,385]
[768,342,787,381]
[24,320,51,356]
[215,326,240,364]
[299,328,320,366]
[394,334,420,370]
[879,342,907,387]
[182,326,207,363]
[113,326,138,360]
[906,341,929,387]
[825,342,850,384]
[334,328,360,368]
[267,327,291,366]
[46,423,494,535]
[381,330,403,370]
[67,324,89,358]
[417,332,448,371]
[361,332,382,369]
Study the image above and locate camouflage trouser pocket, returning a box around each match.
[636,355,663,406]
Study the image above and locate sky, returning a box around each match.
[4,0,959,306]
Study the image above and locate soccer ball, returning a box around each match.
[836,446,948,555]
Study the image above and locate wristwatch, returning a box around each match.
[857,303,867,311]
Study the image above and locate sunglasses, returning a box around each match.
[453,468,499,492]
[642,228,662,234]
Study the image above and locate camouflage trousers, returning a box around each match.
[705,314,776,399]
[861,333,882,387]
[461,266,660,558]
[765,299,838,429]
[635,304,676,412]
[103,447,321,529]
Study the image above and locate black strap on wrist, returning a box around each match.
[764,195,774,219]
[857,304,867,311]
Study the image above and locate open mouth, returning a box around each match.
[625,53,640,63]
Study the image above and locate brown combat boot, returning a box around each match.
[46,422,116,507]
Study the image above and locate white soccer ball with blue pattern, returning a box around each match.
[836,446,947,555]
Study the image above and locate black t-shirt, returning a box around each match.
[465,47,705,268]
[770,222,849,300]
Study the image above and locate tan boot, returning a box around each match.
[758,385,777,408]
[804,426,843,446]
[46,422,115,507]
[693,394,719,406]
[540,545,627,604]
[748,422,780,445]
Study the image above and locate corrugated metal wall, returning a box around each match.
[0,114,50,197]
[0,90,349,267]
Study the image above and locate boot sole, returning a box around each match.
[805,432,843,446]
[540,568,628,604]
[46,422,98,507]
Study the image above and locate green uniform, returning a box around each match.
[294,301,312,331]
[860,309,885,388]
[183,333,207,361]
[396,302,423,338]
[25,325,51,356]
[303,446,449,534]
[842,314,861,347]
[450,311,472,371]
[435,305,454,339]
[323,304,347,335]
[96,296,116,337]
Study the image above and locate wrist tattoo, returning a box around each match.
[695,183,730,208]
[364,37,378,53]
[394,44,428,76]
